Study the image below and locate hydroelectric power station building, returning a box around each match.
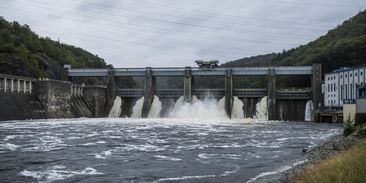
[324,66,366,107]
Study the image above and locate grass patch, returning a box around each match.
[290,139,366,183]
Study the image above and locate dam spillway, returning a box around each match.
[69,64,322,121]
[108,95,272,121]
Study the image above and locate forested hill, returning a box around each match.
[0,17,107,79]
[223,10,366,73]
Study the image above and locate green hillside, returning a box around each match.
[0,17,108,79]
[223,10,366,74]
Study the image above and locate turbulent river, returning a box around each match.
[0,118,341,183]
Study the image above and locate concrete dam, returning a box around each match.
[67,64,322,121]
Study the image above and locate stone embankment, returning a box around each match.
[250,127,366,183]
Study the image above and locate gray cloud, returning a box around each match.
[0,0,364,67]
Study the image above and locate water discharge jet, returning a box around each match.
[232,96,245,119]
[108,96,122,118]
[255,96,268,120]
[131,97,144,118]
[169,96,228,120]
[148,96,162,118]
[305,100,313,121]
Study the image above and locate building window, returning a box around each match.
[351,74,353,77]
[341,75,343,79]
[356,73,358,77]
[341,85,343,100]
[346,74,347,78]
[350,84,353,99]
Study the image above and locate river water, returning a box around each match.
[0,118,341,183]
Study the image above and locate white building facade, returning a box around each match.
[324,66,366,107]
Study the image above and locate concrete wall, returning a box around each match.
[0,92,47,121]
[0,75,99,121]
[83,86,107,117]
[356,98,366,124]
[356,98,366,113]
[35,80,73,118]
[242,98,260,118]
[343,104,356,123]
[277,100,307,121]
[70,97,93,118]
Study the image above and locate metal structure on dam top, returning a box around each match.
[67,64,322,119]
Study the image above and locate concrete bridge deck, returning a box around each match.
[68,66,313,77]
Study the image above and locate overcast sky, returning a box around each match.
[0,0,365,67]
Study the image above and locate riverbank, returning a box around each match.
[248,126,366,183]
[290,138,366,183]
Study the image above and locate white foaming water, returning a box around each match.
[148,96,162,118]
[218,97,225,111]
[246,160,307,183]
[20,166,103,183]
[131,97,144,118]
[305,100,313,122]
[154,155,182,161]
[169,96,228,120]
[232,96,244,119]
[0,143,20,151]
[217,96,244,119]
[108,96,122,118]
[95,150,112,159]
[255,96,268,120]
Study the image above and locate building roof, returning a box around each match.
[332,67,352,73]
[325,66,365,75]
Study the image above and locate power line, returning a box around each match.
[44,0,329,33]
[19,0,325,38]
[6,0,334,38]
[1,0,352,63]
[0,1,323,43]
[0,6,306,47]
[1,13,278,57]
[254,0,366,8]
[128,0,342,28]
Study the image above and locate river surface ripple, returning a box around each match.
[0,118,341,183]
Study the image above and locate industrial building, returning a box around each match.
[324,66,366,107]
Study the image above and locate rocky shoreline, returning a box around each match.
[249,127,366,183]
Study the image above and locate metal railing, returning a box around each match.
[234,88,267,97]
[115,87,312,99]
[0,74,35,94]
[276,89,312,99]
